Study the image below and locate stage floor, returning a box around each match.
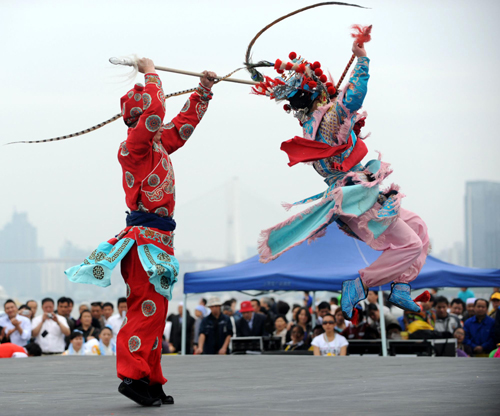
[1,355,498,415]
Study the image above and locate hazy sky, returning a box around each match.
[1,0,499,267]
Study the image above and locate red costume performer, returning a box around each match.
[66,58,216,406]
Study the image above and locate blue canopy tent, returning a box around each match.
[182,226,500,354]
[184,226,500,293]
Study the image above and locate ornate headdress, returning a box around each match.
[252,52,337,121]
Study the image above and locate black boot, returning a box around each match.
[118,378,162,407]
[149,384,174,405]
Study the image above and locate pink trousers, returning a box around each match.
[341,208,429,288]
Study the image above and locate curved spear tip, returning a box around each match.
[109,57,121,65]
[109,57,135,67]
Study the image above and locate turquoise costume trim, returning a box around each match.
[64,232,179,300]
[137,243,179,300]
[263,160,396,260]
[65,238,134,288]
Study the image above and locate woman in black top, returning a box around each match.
[76,310,100,342]
[284,325,308,351]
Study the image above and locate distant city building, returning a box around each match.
[0,211,44,298]
[436,242,465,266]
[465,181,500,268]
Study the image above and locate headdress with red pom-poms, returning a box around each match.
[252,51,337,120]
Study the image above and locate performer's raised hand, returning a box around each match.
[352,40,367,58]
[200,70,217,89]
[137,57,156,74]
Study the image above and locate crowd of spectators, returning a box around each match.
[0,296,126,358]
[186,288,500,357]
[1,287,499,358]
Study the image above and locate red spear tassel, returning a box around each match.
[336,24,372,92]
[351,24,372,47]
[413,290,431,303]
[351,307,360,325]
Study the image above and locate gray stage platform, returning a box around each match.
[1,356,498,416]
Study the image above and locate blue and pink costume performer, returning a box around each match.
[253,48,430,318]
[65,71,213,402]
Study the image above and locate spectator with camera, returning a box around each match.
[31,298,70,354]
[18,304,33,320]
[0,299,32,347]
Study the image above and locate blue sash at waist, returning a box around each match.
[126,211,176,232]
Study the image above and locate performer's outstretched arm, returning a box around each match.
[126,58,166,156]
[159,71,216,155]
[342,41,370,113]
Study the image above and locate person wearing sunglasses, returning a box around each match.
[311,313,348,356]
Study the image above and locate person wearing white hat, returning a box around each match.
[463,298,477,321]
[195,297,233,355]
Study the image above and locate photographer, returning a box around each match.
[0,299,31,347]
[31,298,70,354]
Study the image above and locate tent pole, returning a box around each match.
[378,287,388,357]
[312,291,316,327]
[181,293,188,356]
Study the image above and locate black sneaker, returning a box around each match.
[118,378,162,407]
[149,383,174,405]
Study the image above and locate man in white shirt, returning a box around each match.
[31,297,70,354]
[0,299,32,347]
[107,297,128,342]
[102,302,115,325]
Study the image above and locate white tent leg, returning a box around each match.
[312,291,316,327]
[181,293,187,356]
[379,287,388,357]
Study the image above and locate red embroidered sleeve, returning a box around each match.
[126,73,166,156]
[160,83,212,155]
